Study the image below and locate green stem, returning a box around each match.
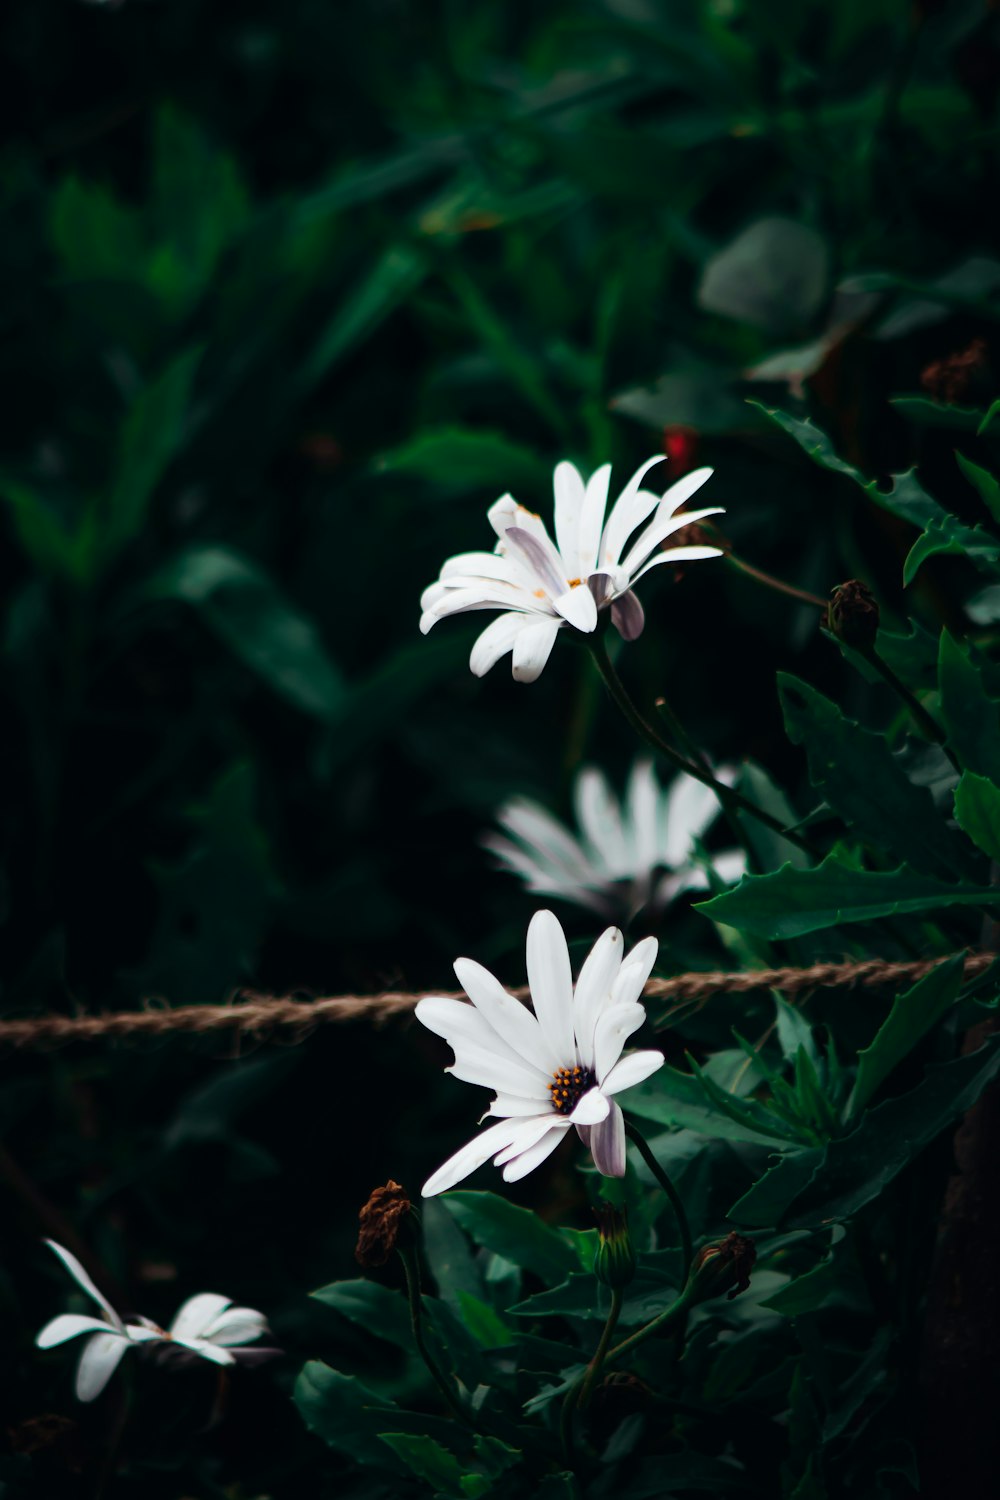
[587,635,819,858]
[604,1283,696,1366]
[863,646,958,768]
[727,554,828,611]
[624,1121,693,1283]
[652,692,760,874]
[577,1287,624,1411]
[398,1249,472,1426]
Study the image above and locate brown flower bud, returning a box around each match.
[827,579,879,651]
[919,338,988,406]
[355,1180,417,1268]
[687,1232,756,1302]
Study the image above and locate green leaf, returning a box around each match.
[697,218,829,334]
[753,405,865,480]
[979,397,1000,435]
[106,348,201,556]
[147,545,345,720]
[891,397,984,431]
[778,673,970,878]
[441,1192,578,1286]
[728,1148,824,1227]
[626,1063,801,1144]
[0,479,94,583]
[422,1198,484,1313]
[938,631,1000,783]
[374,427,547,497]
[310,1279,411,1348]
[293,1363,450,1472]
[847,954,965,1118]
[696,854,1000,939]
[957,452,1000,526]
[775,998,821,1072]
[299,245,426,392]
[456,1291,515,1348]
[378,1433,465,1497]
[954,772,1000,861]
[761,1231,865,1317]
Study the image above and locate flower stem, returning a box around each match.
[862,645,958,766]
[727,554,828,610]
[604,1284,696,1366]
[587,636,819,858]
[624,1121,693,1284]
[398,1248,472,1427]
[577,1287,624,1411]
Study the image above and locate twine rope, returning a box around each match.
[0,950,995,1049]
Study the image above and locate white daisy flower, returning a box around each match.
[484,761,746,919]
[149,1292,270,1366]
[419,456,724,682]
[417,910,664,1193]
[35,1240,161,1402]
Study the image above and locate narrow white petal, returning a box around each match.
[446,1037,552,1098]
[74,1332,130,1402]
[569,1087,611,1125]
[470,612,532,677]
[577,463,613,576]
[611,590,645,641]
[525,910,577,1063]
[486,1093,555,1118]
[488,495,553,546]
[493,1115,564,1166]
[588,1101,626,1177]
[169,1292,232,1342]
[503,526,568,598]
[552,583,598,633]
[43,1241,124,1334]
[440,551,524,584]
[37,1314,115,1349]
[511,618,561,682]
[572,926,624,1070]
[599,456,668,568]
[711,848,748,885]
[422,1118,526,1197]
[501,1126,566,1183]
[612,936,659,1005]
[554,461,587,566]
[627,545,723,588]
[174,1336,236,1366]
[663,773,724,865]
[626,761,661,875]
[494,800,594,884]
[601,1049,665,1096]
[593,1003,646,1084]
[660,466,715,513]
[574,768,629,874]
[454,957,559,1075]
[619,499,723,577]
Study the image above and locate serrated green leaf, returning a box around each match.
[957,452,1000,525]
[310,1279,411,1348]
[954,771,1000,861]
[938,631,1000,783]
[378,1432,465,1496]
[775,998,820,1071]
[442,1192,578,1285]
[626,1062,801,1144]
[847,954,965,1118]
[696,854,1000,939]
[779,672,969,877]
[728,1148,824,1227]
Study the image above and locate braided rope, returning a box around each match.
[0,950,995,1050]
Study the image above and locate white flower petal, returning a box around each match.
[486,1093,555,1118]
[43,1241,124,1334]
[627,545,723,587]
[37,1313,116,1349]
[619,498,722,576]
[422,1118,527,1197]
[611,936,659,1006]
[569,1086,611,1125]
[572,926,624,1070]
[501,1126,566,1183]
[599,456,668,568]
[593,1003,646,1084]
[511,618,561,683]
[552,584,598,633]
[200,1307,265,1348]
[169,1292,232,1342]
[470,612,534,677]
[553,460,587,566]
[588,1101,626,1177]
[601,1049,665,1096]
[74,1332,130,1403]
[493,1115,565,1167]
[578,463,613,576]
[493,799,594,884]
[525,910,577,1063]
[625,761,661,875]
[712,848,748,884]
[502,526,567,599]
[663,773,725,865]
[574,768,629,874]
[611,590,645,641]
[174,1336,236,1365]
[446,1036,552,1098]
[454,956,559,1075]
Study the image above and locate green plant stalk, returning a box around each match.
[587,635,819,857]
[577,1286,624,1411]
[604,1283,696,1366]
[727,553,828,610]
[652,691,760,874]
[398,1248,472,1427]
[624,1120,693,1283]
[862,644,958,768]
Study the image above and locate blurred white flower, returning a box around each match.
[484,761,746,918]
[36,1239,269,1399]
[417,910,664,1192]
[419,456,723,682]
[35,1240,158,1402]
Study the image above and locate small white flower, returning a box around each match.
[417,910,664,1193]
[484,761,746,919]
[36,1240,269,1399]
[419,456,723,682]
[35,1240,159,1402]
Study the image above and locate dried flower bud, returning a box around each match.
[827,579,879,651]
[920,338,988,406]
[687,1232,756,1302]
[594,1205,636,1290]
[355,1180,417,1268]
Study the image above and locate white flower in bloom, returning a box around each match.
[35,1240,158,1402]
[36,1239,269,1399]
[419,456,723,682]
[484,761,746,918]
[417,911,664,1192]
